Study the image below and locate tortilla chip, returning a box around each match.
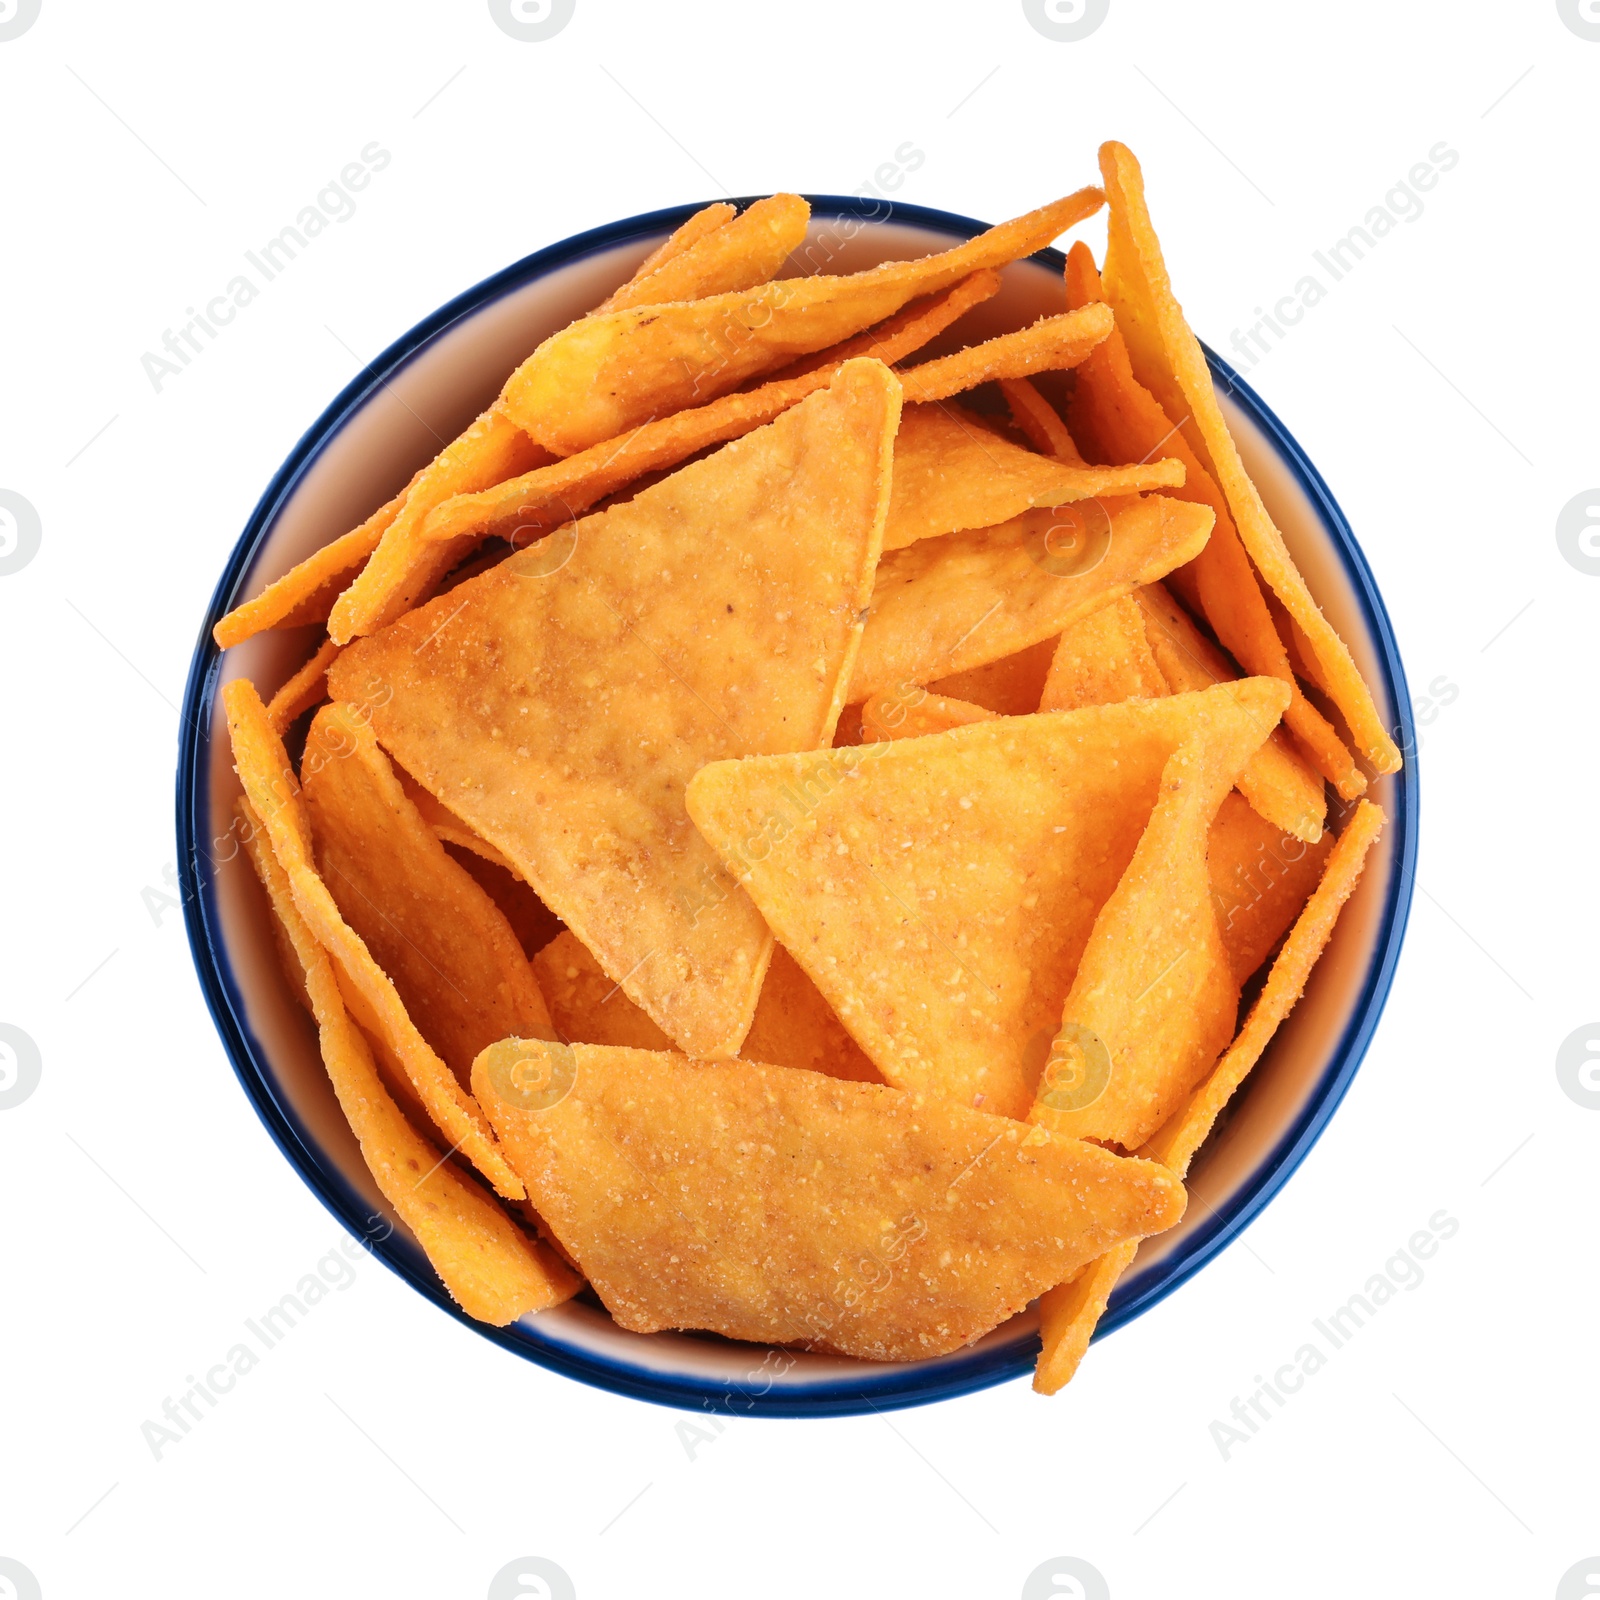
[1040,594,1166,710]
[882,401,1184,551]
[212,472,420,650]
[688,684,1281,1118]
[858,678,1322,990]
[1001,375,1084,463]
[391,765,516,873]
[447,848,563,963]
[532,929,672,1051]
[420,272,1002,550]
[1063,242,1362,800]
[472,1041,1184,1359]
[535,929,879,1083]
[1033,1243,1139,1396]
[301,703,556,1084]
[1096,143,1399,776]
[1036,798,1383,1394]
[860,688,996,744]
[1209,791,1333,985]
[1136,584,1326,842]
[1147,798,1385,1173]
[1029,679,1289,1149]
[595,201,737,315]
[220,677,525,1199]
[328,408,551,644]
[329,360,901,1059]
[599,195,806,314]
[498,189,1104,454]
[848,493,1213,703]
[236,797,576,1323]
[264,638,342,734]
[896,304,1116,403]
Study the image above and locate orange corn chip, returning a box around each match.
[1136,583,1326,842]
[532,929,672,1052]
[472,1041,1184,1360]
[595,201,737,315]
[599,195,806,315]
[1033,1246,1138,1396]
[1064,240,1364,800]
[858,680,1324,989]
[265,637,342,734]
[1035,798,1383,1395]
[926,633,1058,715]
[1096,143,1399,776]
[330,360,901,1059]
[1040,594,1166,711]
[449,847,563,962]
[1146,798,1386,1173]
[391,764,515,873]
[895,304,1112,405]
[212,471,420,650]
[1029,678,1288,1149]
[328,408,551,644]
[882,399,1183,552]
[535,929,879,1083]
[418,271,1002,550]
[1001,375,1084,463]
[1208,791,1333,985]
[848,494,1213,703]
[301,703,556,1084]
[860,688,995,744]
[220,677,525,1199]
[498,189,1104,454]
[236,797,576,1323]
[687,684,1281,1118]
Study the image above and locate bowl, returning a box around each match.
[177,197,1418,1417]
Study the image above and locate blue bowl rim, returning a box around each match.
[176,193,1418,1419]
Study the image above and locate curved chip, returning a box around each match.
[473,1041,1184,1360]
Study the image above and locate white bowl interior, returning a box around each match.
[205,213,1401,1400]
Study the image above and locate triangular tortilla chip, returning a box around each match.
[534,930,879,1083]
[1040,593,1167,711]
[329,406,551,645]
[220,678,526,1199]
[599,193,808,315]
[265,637,341,734]
[498,189,1104,454]
[236,797,577,1324]
[594,201,736,315]
[927,633,1058,715]
[853,689,1319,999]
[472,1041,1184,1360]
[1207,791,1333,985]
[1001,375,1084,462]
[860,688,997,744]
[301,703,556,1084]
[1029,680,1289,1149]
[1063,240,1362,799]
[329,360,902,1059]
[419,273,1001,549]
[1146,798,1385,1173]
[848,493,1213,703]
[1035,798,1384,1395]
[687,683,1283,1118]
[1096,142,1399,776]
[1135,583,1327,842]
[212,470,421,649]
[1039,581,1324,843]
[882,402,1184,551]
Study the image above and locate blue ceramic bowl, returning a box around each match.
[178,197,1417,1417]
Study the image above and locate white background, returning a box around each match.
[1,2,1596,1596]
